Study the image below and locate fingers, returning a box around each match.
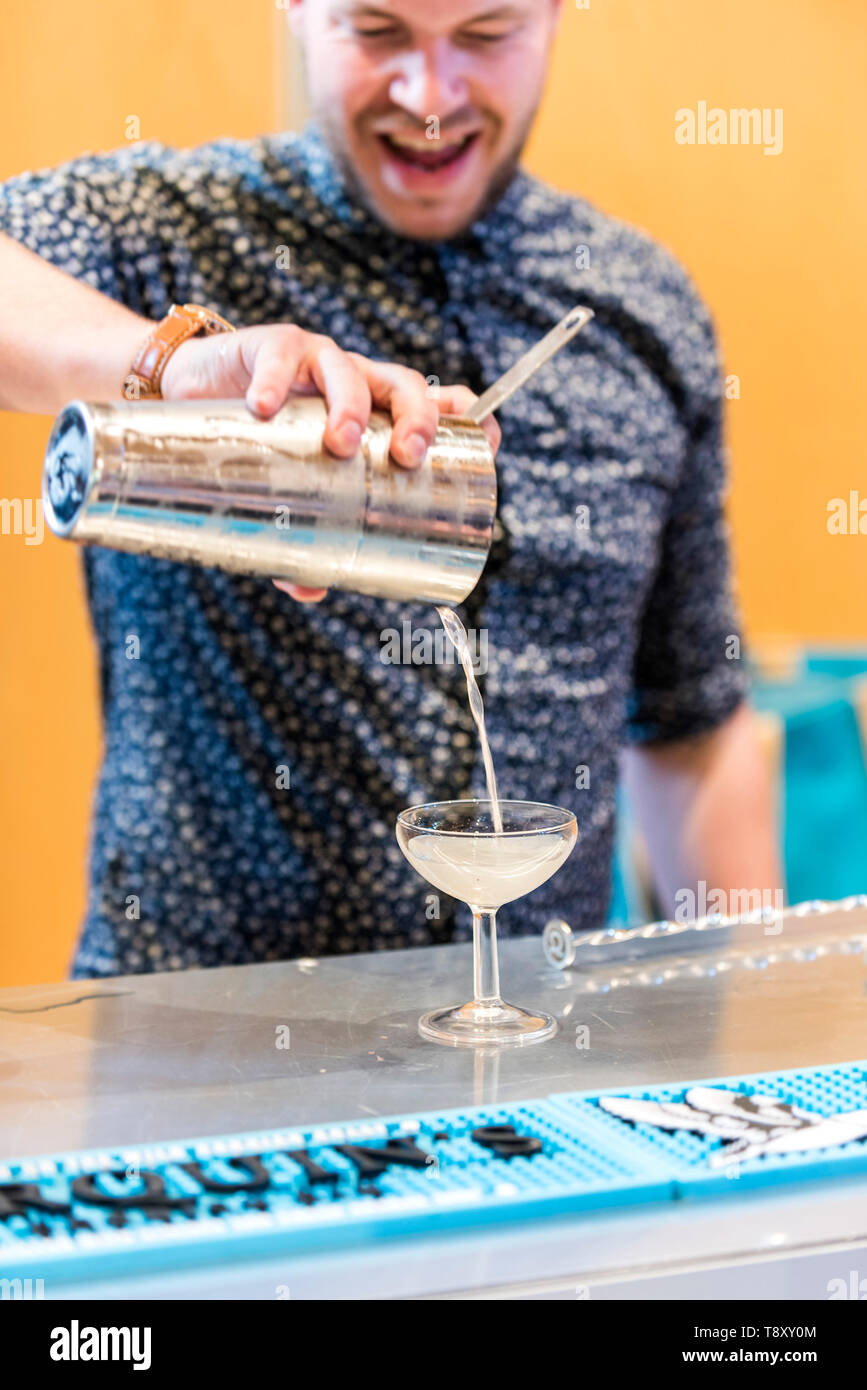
[243,325,308,419]
[352,357,439,469]
[307,342,372,457]
[244,327,373,459]
[239,326,499,477]
[272,579,328,603]
[435,385,502,457]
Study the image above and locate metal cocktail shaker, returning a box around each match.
[41,396,497,604]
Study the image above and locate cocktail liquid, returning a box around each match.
[436,606,503,834]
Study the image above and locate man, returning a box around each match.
[0,0,779,978]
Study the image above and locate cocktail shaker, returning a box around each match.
[42,305,595,604]
[41,396,497,604]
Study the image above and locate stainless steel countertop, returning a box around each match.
[2,903,867,1298]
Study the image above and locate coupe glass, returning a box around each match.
[396,799,578,1047]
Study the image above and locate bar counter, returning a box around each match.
[2,901,866,1299]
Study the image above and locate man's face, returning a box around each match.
[289,1,561,240]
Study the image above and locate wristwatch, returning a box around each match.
[123,303,235,400]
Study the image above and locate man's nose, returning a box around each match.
[388,42,469,122]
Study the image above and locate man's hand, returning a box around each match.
[161,323,501,602]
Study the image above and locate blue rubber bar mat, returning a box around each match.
[3,1059,867,1286]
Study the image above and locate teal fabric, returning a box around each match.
[783,696,867,903]
[607,785,647,927]
[751,675,844,719]
[806,653,867,680]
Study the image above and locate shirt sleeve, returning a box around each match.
[626,290,750,745]
[0,144,175,316]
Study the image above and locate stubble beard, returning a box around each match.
[312,103,538,242]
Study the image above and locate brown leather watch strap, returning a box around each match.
[123,303,235,400]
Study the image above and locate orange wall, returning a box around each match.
[1,1,863,985]
[526,0,866,643]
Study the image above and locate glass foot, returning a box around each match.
[418,998,557,1048]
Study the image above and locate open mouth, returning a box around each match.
[376,131,480,172]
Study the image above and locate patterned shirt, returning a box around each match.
[0,124,747,977]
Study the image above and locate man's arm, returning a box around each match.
[0,229,499,599]
[0,232,149,413]
[0,232,496,459]
[621,702,784,919]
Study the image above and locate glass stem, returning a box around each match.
[472,909,502,1005]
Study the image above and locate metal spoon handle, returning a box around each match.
[465,304,594,425]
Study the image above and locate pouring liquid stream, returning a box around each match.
[436,606,503,835]
[430,310,593,845]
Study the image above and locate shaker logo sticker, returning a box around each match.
[598,1087,867,1167]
